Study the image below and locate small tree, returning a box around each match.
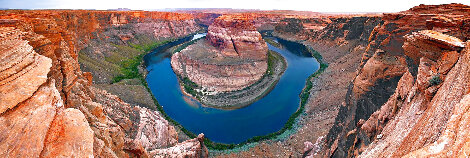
[429,74,442,86]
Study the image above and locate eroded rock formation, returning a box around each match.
[0,10,206,158]
[150,134,209,158]
[172,14,268,93]
[317,3,470,157]
[0,28,93,157]
[359,30,468,158]
[206,15,268,59]
[2,3,470,158]
[0,28,52,114]
[231,3,470,158]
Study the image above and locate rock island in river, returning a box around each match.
[171,15,286,109]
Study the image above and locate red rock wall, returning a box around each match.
[0,10,205,157]
[171,14,270,93]
[317,4,470,157]
[171,49,267,92]
[206,14,268,60]
[360,31,468,158]
[0,27,93,157]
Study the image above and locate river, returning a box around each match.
[144,33,319,144]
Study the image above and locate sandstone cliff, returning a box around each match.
[318,3,470,157]
[2,4,469,158]
[227,3,470,158]
[172,14,268,94]
[206,14,268,60]
[216,12,383,158]
[358,29,468,158]
[0,10,206,157]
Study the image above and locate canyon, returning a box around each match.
[223,3,470,157]
[172,14,268,93]
[0,10,207,157]
[171,14,287,108]
[1,3,470,158]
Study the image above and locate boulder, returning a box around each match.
[0,81,60,157]
[40,108,94,158]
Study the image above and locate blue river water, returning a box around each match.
[144,34,319,144]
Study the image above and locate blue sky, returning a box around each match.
[1,0,469,12]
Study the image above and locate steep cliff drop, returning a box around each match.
[216,3,470,158]
[0,10,207,158]
[319,4,470,157]
[1,4,470,158]
[171,14,286,109]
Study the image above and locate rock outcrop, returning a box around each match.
[0,10,206,158]
[0,30,94,156]
[256,3,470,158]
[171,48,268,93]
[359,32,468,158]
[206,15,268,59]
[0,80,94,158]
[172,14,268,93]
[40,108,95,157]
[150,134,209,158]
[0,28,52,114]
[2,4,469,158]
[170,14,289,109]
[318,4,470,157]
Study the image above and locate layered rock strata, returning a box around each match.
[0,28,93,157]
[359,30,468,158]
[172,15,270,98]
[171,15,286,108]
[317,3,470,157]
[150,134,209,157]
[0,10,206,158]
[0,29,52,113]
[171,43,268,93]
[226,3,470,158]
[206,15,268,59]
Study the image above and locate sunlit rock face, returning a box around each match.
[0,10,206,158]
[172,14,269,93]
[318,4,470,157]
[359,33,469,158]
[0,28,93,157]
[207,15,268,59]
[149,134,209,158]
[0,28,52,114]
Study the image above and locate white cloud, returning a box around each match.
[1,0,469,12]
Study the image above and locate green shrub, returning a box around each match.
[111,40,172,83]
[429,74,442,86]
[266,50,276,76]
[111,54,144,83]
[308,48,323,61]
[180,76,200,96]
[117,35,329,152]
[130,40,171,52]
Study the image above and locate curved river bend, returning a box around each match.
[144,34,319,144]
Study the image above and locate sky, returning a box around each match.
[1,0,469,12]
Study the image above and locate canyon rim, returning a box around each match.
[1,1,470,158]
